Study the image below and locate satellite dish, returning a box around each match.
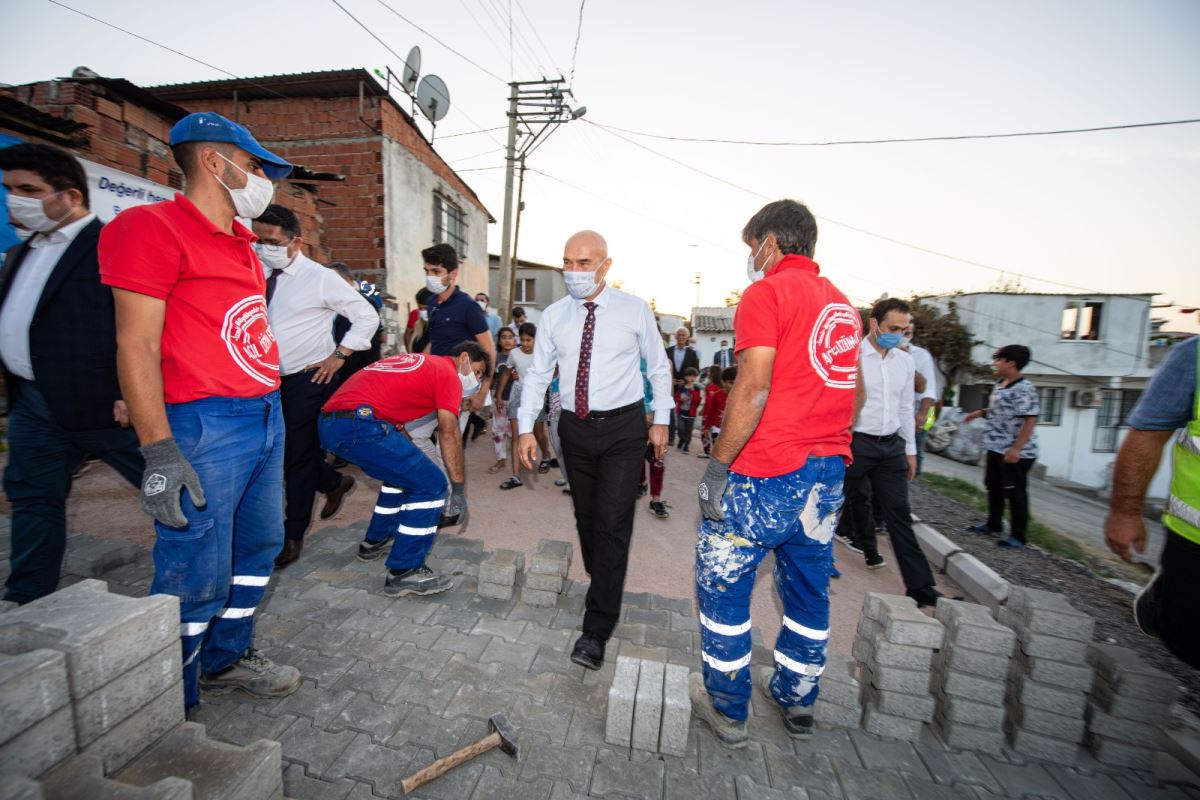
[402,47,421,95]
[416,75,450,123]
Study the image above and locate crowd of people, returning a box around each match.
[2,111,1195,746]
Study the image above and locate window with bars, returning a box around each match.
[1037,386,1065,426]
[1093,388,1143,453]
[432,192,467,258]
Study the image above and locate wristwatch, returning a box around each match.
[332,348,348,360]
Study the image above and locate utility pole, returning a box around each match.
[694,271,702,310]
[495,78,586,324]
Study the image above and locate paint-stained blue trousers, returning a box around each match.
[695,456,845,721]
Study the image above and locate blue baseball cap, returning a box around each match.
[169,112,293,180]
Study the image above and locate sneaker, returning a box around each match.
[554,478,568,487]
[358,535,394,562]
[1133,568,1162,638]
[384,565,453,597]
[865,552,886,570]
[200,648,301,698]
[648,500,670,519]
[835,534,863,555]
[637,483,648,498]
[996,536,1025,549]
[537,459,551,474]
[966,522,997,535]
[499,476,523,490]
[689,672,747,748]
[756,668,814,740]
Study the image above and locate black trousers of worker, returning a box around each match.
[281,370,345,541]
[558,407,647,640]
[841,432,936,598]
[983,450,1035,543]
[1149,532,1200,669]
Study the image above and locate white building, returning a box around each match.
[690,306,737,371]
[927,291,1178,498]
[487,255,566,325]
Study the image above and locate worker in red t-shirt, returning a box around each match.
[319,343,490,596]
[691,200,862,749]
[99,111,300,710]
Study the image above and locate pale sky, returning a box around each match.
[3,0,1198,329]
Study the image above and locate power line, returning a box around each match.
[569,0,587,86]
[456,0,511,72]
[589,117,1200,147]
[514,0,565,76]
[370,0,508,84]
[448,147,506,165]
[437,126,508,139]
[455,165,506,172]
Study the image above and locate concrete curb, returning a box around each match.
[911,519,1011,611]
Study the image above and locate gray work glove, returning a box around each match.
[444,481,468,523]
[698,459,730,522]
[139,437,206,528]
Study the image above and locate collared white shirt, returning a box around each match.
[906,343,938,409]
[266,252,379,375]
[855,340,917,455]
[672,345,686,373]
[0,213,96,380]
[518,284,673,434]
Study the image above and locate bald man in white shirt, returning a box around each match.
[518,230,673,670]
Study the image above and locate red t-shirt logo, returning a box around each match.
[222,296,279,387]
[366,353,426,373]
[809,303,860,389]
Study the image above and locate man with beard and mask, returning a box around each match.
[421,243,494,407]
[319,343,489,596]
[99,112,300,711]
[252,204,378,568]
[692,199,860,748]
[0,143,143,604]
[516,230,673,670]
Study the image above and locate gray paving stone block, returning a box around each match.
[732,775,810,798]
[43,754,193,800]
[830,758,916,799]
[849,728,932,779]
[522,588,559,608]
[1084,703,1163,743]
[1009,675,1087,717]
[1010,704,1086,742]
[477,582,514,601]
[865,598,945,650]
[932,714,1005,755]
[469,765,553,800]
[1086,732,1158,771]
[1017,631,1091,664]
[81,680,185,774]
[427,606,481,633]
[659,664,690,757]
[935,693,1005,729]
[663,764,735,800]
[979,756,1067,798]
[914,744,1001,792]
[0,649,70,745]
[1006,587,1096,643]
[1088,678,1173,724]
[535,539,572,562]
[116,721,281,800]
[934,644,1010,680]
[816,675,861,710]
[519,742,595,794]
[935,599,1017,655]
[0,601,18,614]
[278,717,357,776]
[0,705,75,778]
[479,638,537,671]
[1007,724,1080,766]
[813,700,863,729]
[326,732,423,797]
[478,550,524,586]
[1013,651,1095,691]
[1045,764,1140,800]
[853,635,935,672]
[272,680,355,728]
[529,556,569,579]
[280,763,358,800]
[64,534,142,579]
[625,607,671,629]
[862,593,917,622]
[74,642,179,747]
[206,704,295,748]
[631,659,664,753]
[862,684,935,722]
[864,664,931,695]
[590,748,665,798]
[0,773,42,800]
[1087,643,1181,704]
[914,523,962,571]
[862,701,924,740]
[0,580,178,698]
[760,746,839,795]
[523,572,564,593]
[941,671,1006,706]
[946,553,1010,611]
[1150,750,1200,792]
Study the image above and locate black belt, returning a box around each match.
[322,406,375,420]
[854,431,899,442]
[582,401,642,421]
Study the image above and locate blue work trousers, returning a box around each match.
[156,392,284,708]
[318,410,447,571]
[695,456,845,721]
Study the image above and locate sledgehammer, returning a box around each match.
[400,712,519,795]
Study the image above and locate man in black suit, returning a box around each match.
[0,143,142,604]
[713,339,735,369]
[666,326,700,446]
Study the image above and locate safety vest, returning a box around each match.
[1164,343,1200,544]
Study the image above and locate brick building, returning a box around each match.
[149,69,494,316]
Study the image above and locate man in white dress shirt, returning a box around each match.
[517,230,673,670]
[840,298,943,606]
[253,204,380,567]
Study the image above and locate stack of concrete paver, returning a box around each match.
[811,652,863,729]
[853,593,945,739]
[1085,642,1181,770]
[477,548,524,601]
[931,598,1016,755]
[998,586,1095,765]
[605,656,690,756]
[522,539,572,608]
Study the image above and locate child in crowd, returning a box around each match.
[635,357,669,518]
[699,365,726,459]
[488,326,517,474]
[497,322,555,489]
[674,367,701,453]
[547,371,570,493]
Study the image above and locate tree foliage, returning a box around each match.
[910,297,988,397]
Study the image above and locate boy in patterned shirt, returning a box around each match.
[964,344,1040,548]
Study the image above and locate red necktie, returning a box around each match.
[574,302,597,418]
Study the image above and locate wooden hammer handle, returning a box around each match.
[401,731,501,794]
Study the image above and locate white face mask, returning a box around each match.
[459,362,481,397]
[746,239,770,283]
[418,308,429,321]
[477,300,488,311]
[6,192,72,233]
[255,242,293,271]
[214,153,275,219]
[564,270,600,299]
[426,275,447,294]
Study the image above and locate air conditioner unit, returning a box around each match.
[1070,389,1101,409]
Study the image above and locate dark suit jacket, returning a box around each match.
[665,344,700,381]
[0,218,124,431]
[713,348,735,368]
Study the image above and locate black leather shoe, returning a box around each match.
[320,474,356,520]
[570,634,605,670]
[274,539,302,569]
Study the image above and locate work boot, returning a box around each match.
[320,474,356,519]
[688,673,747,749]
[200,648,301,698]
[358,534,394,562]
[864,552,886,570]
[274,539,302,569]
[756,668,814,740]
[384,565,452,597]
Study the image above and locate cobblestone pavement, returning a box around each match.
[3,515,1195,800]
